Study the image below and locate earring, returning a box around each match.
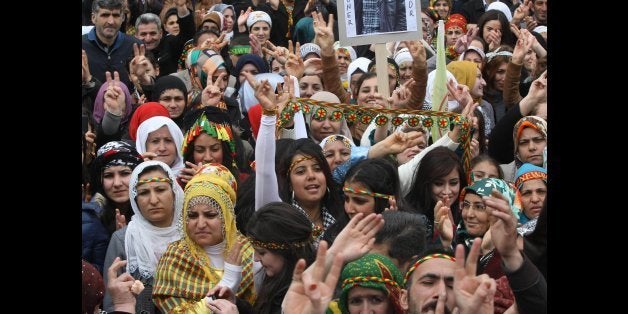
[291,190,295,202]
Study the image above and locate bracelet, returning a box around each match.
[262,107,277,116]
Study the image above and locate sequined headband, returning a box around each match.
[136,177,172,186]
[343,186,393,200]
[288,155,314,175]
[248,237,311,250]
[342,276,400,289]
[515,171,547,189]
[403,254,456,285]
[324,136,352,150]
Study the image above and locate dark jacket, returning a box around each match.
[505,254,547,314]
[82,201,109,274]
[355,0,407,35]
[82,29,143,91]
[155,11,196,76]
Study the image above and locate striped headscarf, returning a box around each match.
[152,168,255,313]
[339,254,404,314]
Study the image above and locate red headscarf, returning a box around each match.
[128,102,170,140]
[445,13,467,32]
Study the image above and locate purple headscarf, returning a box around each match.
[92,81,133,124]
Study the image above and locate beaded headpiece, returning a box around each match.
[343,186,393,200]
[182,112,237,169]
[136,177,172,186]
[287,155,314,175]
[403,253,456,285]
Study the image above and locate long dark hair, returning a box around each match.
[276,138,342,218]
[405,147,466,225]
[247,202,316,314]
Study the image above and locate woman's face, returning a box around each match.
[135,169,175,227]
[398,61,413,85]
[299,75,323,99]
[343,181,376,219]
[523,49,537,73]
[253,247,285,277]
[357,77,379,107]
[238,63,259,84]
[430,168,460,204]
[471,160,500,182]
[102,165,133,205]
[461,193,489,237]
[482,20,502,45]
[520,179,546,220]
[491,62,508,91]
[310,113,342,142]
[433,0,450,19]
[271,58,285,74]
[193,132,224,165]
[445,26,464,46]
[396,132,427,165]
[186,202,224,247]
[159,89,186,119]
[289,154,327,205]
[516,127,546,166]
[250,21,270,46]
[470,67,486,99]
[463,50,483,70]
[164,14,180,35]
[323,140,351,171]
[347,286,392,314]
[146,125,177,167]
[223,8,234,32]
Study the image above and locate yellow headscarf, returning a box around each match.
[447,60,481,102]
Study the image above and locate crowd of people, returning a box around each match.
[82,0,548,313]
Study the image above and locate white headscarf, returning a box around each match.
[135,116,185,176]
[487,1,512,22]
[125,160,185,280]
[424,69,459,111]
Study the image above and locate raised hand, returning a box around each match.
[327,212,384,263]
[263,41,290,65]
[304,0,318,16]
[115,208,127,230]
[453,239,496,314]
[200,33,229,51]
[434,198,454,248]
[249,33,263,57]
[282,241,344,314]
[201,72,226,107]
[486,29,502,51]
[511,29,533,64]
[107,257,137,313]
[388,78,414,109]
[312,11,334,52]
[237,7,252,28]
[82,49,92,83]
[512,0,531,24]
[454,27,477,54]
[284,40,305,79]
[404,40,426,64]
[178,161,204,185]
[485,190,523,271]
[104,71,127,116]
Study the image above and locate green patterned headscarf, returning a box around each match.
[338,254,403,314]
[460,178,522,219]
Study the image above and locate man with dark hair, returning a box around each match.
[83,0,142,90]
[134,0,196,77]
[372,211,427,273]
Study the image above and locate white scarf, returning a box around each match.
[125,160,185,280]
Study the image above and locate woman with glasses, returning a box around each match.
[449,178,522,279]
